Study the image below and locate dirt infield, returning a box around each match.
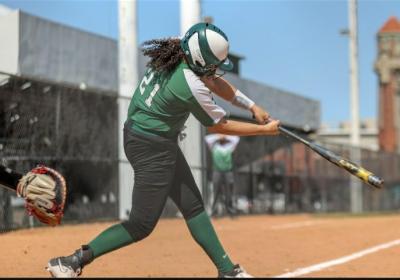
[1,213,400,277]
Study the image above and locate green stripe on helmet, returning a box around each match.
[198,27,221,66]
[180,22,233,76]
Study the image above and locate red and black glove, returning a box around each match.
[17,165,67,226]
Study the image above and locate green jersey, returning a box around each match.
[205,134,240,172]
[127,62,226,138]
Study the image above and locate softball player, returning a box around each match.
[46,22,280,278]
[205,134,240,217]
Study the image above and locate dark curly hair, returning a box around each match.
[141,38,185,75]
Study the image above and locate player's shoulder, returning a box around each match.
[168,62,208,100]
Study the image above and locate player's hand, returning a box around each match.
[251,104,270,124]
[263,119,280,135]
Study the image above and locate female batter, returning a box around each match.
[47,22,280,278]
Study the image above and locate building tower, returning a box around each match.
[375,16,400,153]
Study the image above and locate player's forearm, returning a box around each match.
[207,119,278,136]
[202,76,256,111]
[201,76,236,101]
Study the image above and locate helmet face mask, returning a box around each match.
[192,59,224,77]
[181,22,233,76]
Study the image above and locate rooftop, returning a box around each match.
[379,16,400,33]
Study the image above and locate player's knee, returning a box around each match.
[121,216,157,242]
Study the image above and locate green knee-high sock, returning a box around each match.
[88,223,134,258]
[186,211,235,273]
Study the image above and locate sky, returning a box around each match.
[0,0,399,127]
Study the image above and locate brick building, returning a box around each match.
[375,16,400,153]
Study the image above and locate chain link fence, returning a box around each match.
[0,74,118,232]
[1,73,400,232]
[203,131,400,216]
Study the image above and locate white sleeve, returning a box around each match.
[224,135,240,152]
[205,134,220,149]
[183,69,226,126]
[228,135,240,149]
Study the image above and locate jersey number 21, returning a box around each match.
[139,70,160,107]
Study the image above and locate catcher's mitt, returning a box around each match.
[17,165,67,226]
